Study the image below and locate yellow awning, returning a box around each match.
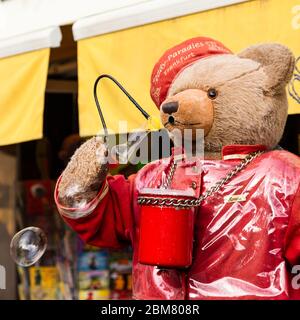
[77,0,300,137]
[0,48,50,146]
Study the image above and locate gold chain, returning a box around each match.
[137,151,264,208]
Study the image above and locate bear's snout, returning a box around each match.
[160,89,214,138]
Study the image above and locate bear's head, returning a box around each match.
[151,37,295,157]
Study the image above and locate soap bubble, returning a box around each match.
[10,227,47,267]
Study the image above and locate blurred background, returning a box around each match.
[0,0,299,300]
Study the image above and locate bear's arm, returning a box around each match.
[284,183,300,266]
[55,173,135,249]
[54,136,135,248]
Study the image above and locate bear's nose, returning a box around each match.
[161,101,179,114]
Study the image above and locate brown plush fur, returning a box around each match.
[58,43,295,206]
[58,137,108,206]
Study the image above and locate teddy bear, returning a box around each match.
[55,37,300,300]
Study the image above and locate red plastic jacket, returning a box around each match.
[55,145,300,300]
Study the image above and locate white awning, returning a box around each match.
[0,27,62,59]
[0,0,147,41]
[72,0,249,40]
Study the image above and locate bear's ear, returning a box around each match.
[238,43,295,95]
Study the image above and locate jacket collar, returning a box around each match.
[171,144,267,161]
[221,144,267,160]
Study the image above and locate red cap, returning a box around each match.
[150,37,232,108]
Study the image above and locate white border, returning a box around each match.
[0,26,62,59]
[73,0,250,41]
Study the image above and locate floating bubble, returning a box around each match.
[10,227,47,267]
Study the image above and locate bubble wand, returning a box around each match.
[93,74,161,162]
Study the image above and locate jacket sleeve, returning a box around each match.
[54,174,136,249]
[284,183,300,266]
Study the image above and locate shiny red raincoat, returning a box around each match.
[55,145,300,299]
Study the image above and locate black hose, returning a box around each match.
[93,74,150,139]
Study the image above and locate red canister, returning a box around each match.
[138,191,196,268]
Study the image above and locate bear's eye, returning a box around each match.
[207,88,218,99]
